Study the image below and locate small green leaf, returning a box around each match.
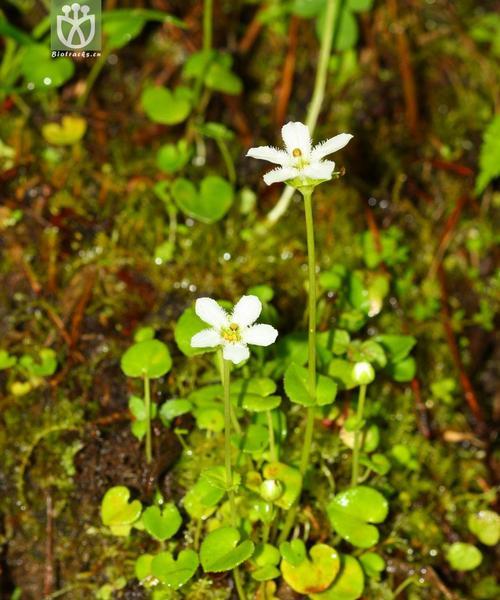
[375,335,416,363]
[134,326,155,342]
[359,552,386,578]
[347,0,374,12]
[446,542,483,571]
[142,504,182,541]
[200,527,254,572]
[21,44,74,90]
[327,486,388,548]
[121,339,172,379]
[242,394,281,412]
[172,175,234,224]
[141,86,192,125]
[183,471,226,519]
[310,554,365,600]
[387,356,416,382]
[0,350,16,370]
[281,544,340,595]
[157,140,192,173]
[468,511,500,546]
[194,407,224,432]
[279,539,306,567]
[205,62,242,95]
[151,549,199,588]
[476,115,500,195]
[284,363,337,406]
[232,424,269,454]
[160,399,193,422]
[101,486,142,536]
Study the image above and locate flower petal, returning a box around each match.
[302,160,335,181]
[242,324,278,347]
[311,133,353,161]
[246,146,291,166]
[191,328,221,348]
[195,297,229,329]
[231,295,262,327]
[222,342,250,364]
[263,166,299,186]
[281,121,312,157]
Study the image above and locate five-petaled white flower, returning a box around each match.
[191,295,278,364]
[246,121,353,186]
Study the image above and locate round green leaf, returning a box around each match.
[200,527,255,572]
[141,86,191,125]
[151,549,199,589]
[468,510,500,546]
[232,424,269,454]
[284,363,337,406]
[281,544,340,595]
[21,45,74,89]
[142,504,182,541]
[243,394,281,412]
[183,472,226,519]
[135,554,154,581]
[446,542,483,571]
[121,339,172,379]
[327,486,388,548]
[279,539,306,566]
[310,554,365,600]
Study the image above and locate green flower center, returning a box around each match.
[221,323,241,343]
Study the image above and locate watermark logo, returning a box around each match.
[51,1,101,54]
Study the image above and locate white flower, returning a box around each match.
[246,121,353,186]
[190,295,278,364]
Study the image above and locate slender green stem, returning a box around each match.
[203,0,213,52]
[144,374,152,464]
[217,138,236,183]
[351,383,367,486]
[266,0,338,226]
[233,567,246,600]
[77,45,112,108]
[300,187,317,475]
[221,355,237,523]
[278,187,318,544]
[267,410,277,462]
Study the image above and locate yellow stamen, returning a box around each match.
[292,148,302,157]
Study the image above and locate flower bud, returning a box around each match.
[353,361,375,385]
[259,479,283,502]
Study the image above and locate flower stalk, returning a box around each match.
[299,186,317,475]
[220,352,237,524]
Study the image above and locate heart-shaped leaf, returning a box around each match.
[172,175,234,224]
[310,554,365,600]
[284,363,337,406]
[121,339,172,379]
[151,549,199,588]
[200,527,255,572]
[281,544,340,594]
[135,553,154,581]
[141,86,192,125]
[263,463,302,510]
[0,350,16,370]
[279,539,306,566]
[468,510,500,546]
[157,140,192,173]
[446,542,483,571]
[327,486,388,548]
[101,486,142,536]
[42,116,87,146]
[142,504,182,541]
